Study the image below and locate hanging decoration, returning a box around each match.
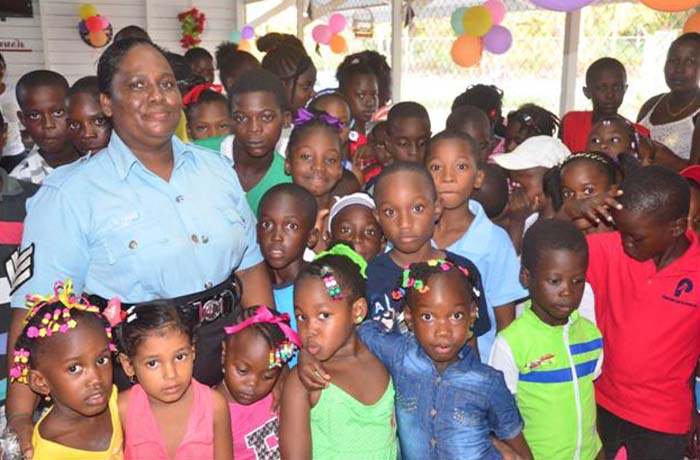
[638,0,700,12]
[311,13,348,54]
[529,0,594,11]
[77,4,113,48]
[450,0,511,67]
[684,12,700,33]
[230,25,255,52]
[352,9,375,38]
[177,7,206,50]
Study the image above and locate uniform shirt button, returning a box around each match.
[431,438,437,447]
[202,235,209,244]
[204,282,213,289]
[128,240,138,249]
[430,408,437,417]
[191,234,199,243]
[176,195,184,203]
[435,376,442,385]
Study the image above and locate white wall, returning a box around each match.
[1,0,236,86]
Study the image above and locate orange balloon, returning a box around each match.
[329,34,347,54]
[237,39,251,52]
[451,35,482,68]
[684,12,700,33]
[639,0,700,12]
[88,30,108,47]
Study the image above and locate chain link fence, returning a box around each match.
[249,0,693,128]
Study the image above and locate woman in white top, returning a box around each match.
[638,33,700,163]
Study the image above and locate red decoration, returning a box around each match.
[177,7,206,50]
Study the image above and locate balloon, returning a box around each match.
[241,25,254,40]
[79,20,88,35]
[329,13,347,34]
[312,24,332,45]
[79,3,97,20]
[462,6,493,37]
[88,30,108,47]
[639,0,700,12]
[96,15,109,29]
[450,8,468,35]
[86,16,102,33]
[238,39,251,52]
[230,31,242,43]
[484,0,506,25]
[329,34,347,54]
[685,12,700,33]
[530,0,594,11]
[451,35,483,67]
[483,25,512,54]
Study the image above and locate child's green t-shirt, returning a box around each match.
[192,135,291,215]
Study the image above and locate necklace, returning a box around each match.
[664,90,700,118]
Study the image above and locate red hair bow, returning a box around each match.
[182,83,223,106]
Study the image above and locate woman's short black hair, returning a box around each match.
[97,37,167,95]
[115,300,195,357]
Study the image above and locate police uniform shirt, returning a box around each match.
[10,133,263,308]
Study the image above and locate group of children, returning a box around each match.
[2,23,700,460]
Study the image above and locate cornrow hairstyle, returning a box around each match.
[426,129,483,168]
[585,57,626,87]
[16,70,69,109]
[591,116,640,158]
[336,60,377,92]
[184,89,228,121]
[398,259,479,307]
[560,151,617,187]
[256,32,305,53]
[184,47,213,65]
[374,161,437,202]
[261,44,314,107]
[522,218,588,273]
[507,103,560,137]
[297,243,366,303]
[115,300,195,358]
[286,107,342,157]
[338,51,391,104]
[226,306,290,354]
[229,68,290,114]
[618,165,690,224]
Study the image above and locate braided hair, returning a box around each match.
[261,43,315,111]
[226,306,289,352]
[507,103,560,137]
[393,259,480,308]
[297,244,366,303]
[286,107,343,157]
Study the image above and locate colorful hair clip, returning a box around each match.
[294,107,344,132]
[182,83,223,106]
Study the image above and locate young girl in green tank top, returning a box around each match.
[279,244,398,460]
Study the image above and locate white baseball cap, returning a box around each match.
[491,135,571,170]
[327,193,376,233]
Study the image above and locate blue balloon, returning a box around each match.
[451,7,467,35]
[230,31,242,43]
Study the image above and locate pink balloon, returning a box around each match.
[312,24,332,45]
[329,13,347,34]
[483,25,512,54]
[97,15,109,29]
[484,0,506,25]
[530,0,594,11]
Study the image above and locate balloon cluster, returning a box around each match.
[639,0,700,12]
[78,3,112,48]
[178,7,206,50]
[312,13,348,54]
[230,25,255,52]
[529,0,594,11]
[450,0,511,68]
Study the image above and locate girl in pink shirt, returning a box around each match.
[113,300,233,460]
[216,305,300,460]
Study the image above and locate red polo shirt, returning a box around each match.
[561,111,650,153]
[587,230,700,434]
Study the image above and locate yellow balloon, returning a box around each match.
[79,3,98,20]
[462,6,493,37]
[451,35,483,67]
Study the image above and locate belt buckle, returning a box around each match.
[201,297,223,323]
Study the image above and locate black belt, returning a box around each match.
[87,273,241,326]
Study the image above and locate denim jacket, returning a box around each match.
[359,321,523,460]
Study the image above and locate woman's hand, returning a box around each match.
[296,349,330,390]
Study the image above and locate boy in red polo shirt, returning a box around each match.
[577,166,699,459]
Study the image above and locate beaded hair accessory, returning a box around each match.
[314,244,367,301]
[182,83,223,106]
[224,306,301,369]
[599,117,640,156]
[294,107,344,132]
[10,280,115,384]
[391,259,479,300]
[559,151,614,170]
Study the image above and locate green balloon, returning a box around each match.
[451,7,467,35]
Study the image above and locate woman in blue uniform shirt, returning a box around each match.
[5,38,274,458]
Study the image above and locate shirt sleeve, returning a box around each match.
[232,174,263,272]
[485,230,528,307]
[594,348,604,380]
[585,233,607,290]
[488,335,519,394]
[487,370,524,440]
[357,320,400,368]
[10,185,89,309]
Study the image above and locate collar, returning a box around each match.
[0,167,25,201]
[107,132,195,181]
[522,299,579,331]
